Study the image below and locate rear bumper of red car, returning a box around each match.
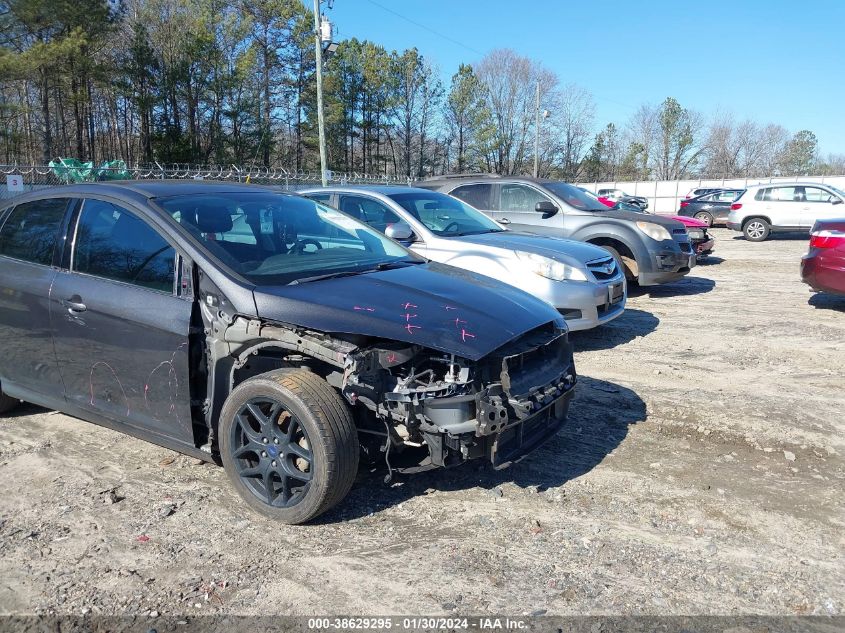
[801,248,845,295]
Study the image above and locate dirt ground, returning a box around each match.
[0,228,842,617]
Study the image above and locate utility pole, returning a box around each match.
[313,0,328,186]
[533,80,540,178]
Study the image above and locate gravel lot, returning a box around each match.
[0,228,842,617]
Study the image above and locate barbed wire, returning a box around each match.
[0,163,415,188]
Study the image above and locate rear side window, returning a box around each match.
[451,184,493,209]
[0,198,69,266]
[73,199,176,293]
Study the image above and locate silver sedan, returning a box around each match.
[298,186,626,331]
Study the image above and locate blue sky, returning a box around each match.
[324,0,845,154]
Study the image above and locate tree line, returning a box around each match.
[2,0,843,180]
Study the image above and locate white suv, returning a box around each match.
[727,182,845,241]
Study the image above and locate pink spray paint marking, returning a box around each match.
[353,306,376,312]
[404,323,422,334]
[442,305,458,311]
[460,328,476,342]
[401,302,418,310]
[453,317,467,328]
[386,352,397,364]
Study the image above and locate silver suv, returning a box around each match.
[421,176,695,286]
[727,182,845,241]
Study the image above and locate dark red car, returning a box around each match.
[801,219,845,296]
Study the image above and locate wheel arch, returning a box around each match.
[582,232,643,279]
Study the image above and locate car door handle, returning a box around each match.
[62,297,87,313]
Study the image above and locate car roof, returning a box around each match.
[745,181,835,189]
[299,185,429,196]
[10,179,283,201]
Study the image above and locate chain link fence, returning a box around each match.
[0,163,414,201]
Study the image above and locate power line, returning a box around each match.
[364,0,485,57]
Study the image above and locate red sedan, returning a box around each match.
[801,219,845,296]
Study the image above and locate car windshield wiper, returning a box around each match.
[288,270,366,285]
[453,229,505,236]
[371,259,426,271]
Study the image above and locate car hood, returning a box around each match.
[450,231,612,264]
[670,215,707,228]
[252,262,564,361]
[581,207,685,228]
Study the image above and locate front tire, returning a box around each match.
[0,383,19,414]
[219,369,359,524]
[743,218,770,242]
[602,246,638,284]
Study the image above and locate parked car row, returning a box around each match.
[4,171,839,524]
[420,176,696,286]
[0,174,701,524]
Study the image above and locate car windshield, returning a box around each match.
[542,182,609,211]
[828,185,845,199]
[156,192,418,285]
[387,191,503,236]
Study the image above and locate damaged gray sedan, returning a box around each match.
[0,182,576,523]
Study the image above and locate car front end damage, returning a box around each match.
[341,320,575,470]
[213,315,575,475]
[685,226,715,260]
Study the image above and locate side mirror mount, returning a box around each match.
[534,200,559,217]
[832,197,843,205]
[385,222,414,241]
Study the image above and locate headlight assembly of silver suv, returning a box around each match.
[636,221,672,241]
[516,251,588,281]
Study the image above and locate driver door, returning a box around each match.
[495,183,563,229]
[50,197,194,444]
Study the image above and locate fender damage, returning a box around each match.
[197,264,577,472]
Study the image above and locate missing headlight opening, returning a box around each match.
[222,315,576,480]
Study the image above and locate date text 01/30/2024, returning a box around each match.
[307,617,529,630]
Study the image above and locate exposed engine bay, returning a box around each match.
[197,287,576,476]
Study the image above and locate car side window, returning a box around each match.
[73,198,176,293]
[804,187,834,203]
[304,193,332,205]
[0,198,69,266]
[451,184,493,209]
[338,195,401,233]
[500,184,551,212]
[766,186,803,202]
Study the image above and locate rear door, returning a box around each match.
[50,196,194,443]
[0,197,70,401]
[449,183,496,217]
